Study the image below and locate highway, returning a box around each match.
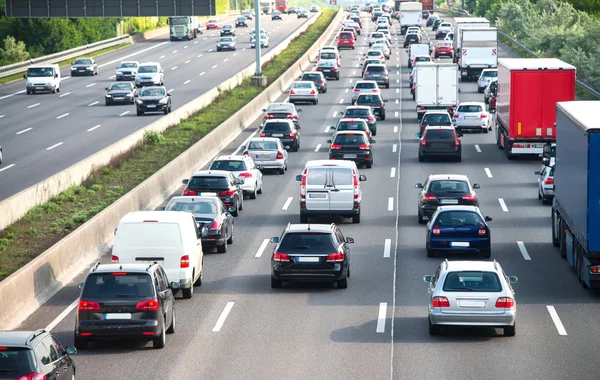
[0,13,317,200]
[14,12,600,380]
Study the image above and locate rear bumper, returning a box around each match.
[419,147,461,158]
[202,235,226,246]
[76,319,160,339]
[255,160,286,169]
[290,95,318,102]
[429,237,490,252]
[329,152,372,164]
[300,204,360,217]
[429,310,516,326]
[272,265,348,282]
[455,121,487,129]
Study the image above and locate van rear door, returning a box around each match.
[304,167,330,211]
[328,167,354,211]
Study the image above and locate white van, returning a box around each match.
[24,64,61,94]
[112,211,205,299]
[296,160,367,224]
[408,43,431,68]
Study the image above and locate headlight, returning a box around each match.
[159,98,168,104]
[137,100,143,105]
[70,67,75,70]
[105,94,112,97]
[86,67,92,70]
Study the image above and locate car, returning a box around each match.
[432,18,444,30]
[182,170,244,215]
[373,38,392,51]
[297,9,308,18]
[220,24,235,36]
[535,165,555,204]
[136,86,171,116]
[418,110,455,135]
[328,131,375,168]
[365,49,386,62]
[105,82,136,105]
[242,137,288,174]
[319,46,339,55]
[250,34,270,48]
[260,119,301,151]
[315,61,340,80]
[478,68,498,93]
[300,71,327,93]
[369,32,385,46]
[426,14,440,27]
[418,126,462,162]
[296,160,367,223]
[235,16,248,27]
[484,79,497,103]
[272,11,283,20]
[310,5,319,12]
[424,260,517,336]
[372,42,391,59]
[349,16,362,28]
[288,6,297,13]
[0,329,77,378]
[452,102,490,133]
[363,64,390,88]
[341,27,357,40]
[340,106,377,135]
[351,80,381,103]
[434,41,454,58]
[209,155,264,199]
[242,10,254,19]
[360,58,384,76]
[411,54,432,68]
[164,196,235,253]
[356,93,387,120]
[436,22,453,39]
[404,33,421,47]
[70,57,97,76]
[415,174,481,224]
[115,60,139,81]
[249,28,266,41]
[216,36,236,51]
[269,223,353,288]
[134,62,164,88]
[289,81,319,104]
[318,49,340,66]
[376,20,389,30]
[422,10,430,19]
[338,31,356,49]
[263,102,302,126]
[206,19,220,29]
[74,263,176,349]
[328,118,373,141]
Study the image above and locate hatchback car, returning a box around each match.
[328,131,375,168]
[74,263,176,349]
[372,42,391,59]
[251,34,269,48]
[289,81,319,104]
[209,155,264,199]
[0,330,76,379]
[418,126,462,162]
[243,137,288,174]
[535,165,554,205]
[206,19,220,29]
[217,36,236,51]
[365,49,386,62]
[235,16,248,27]
[340,106,377,135]
[360,59,384,77]
[426,14,440,27]
[182,170,244,215]
[135,62,164,88]
[262,102,302,126]
[328,119,372,140]
[300,71,327,93]
[315,61,340,80]
[260,119,301,151]
[426,206,492,258]
[404,33,421,47]
[105,82,136,105]
[369,32,386,46]
[415,174,481,224]
[355,93,387,120]
[136,86,171,116]
[338,31,356,49]
[424,260,517,336]
[220,24,235,36]
[272,11,283,20]
[363,64,390,88]
[453,102,490,133]
[115,60,139,81]
[478,69,498,93]
[418,110,455,135]
[71,57,97,76]
[434,41,454,58]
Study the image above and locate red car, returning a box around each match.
[337,31,355,49]
[206,19,220,29]
[489,94,497,112]
[434,41,454,58]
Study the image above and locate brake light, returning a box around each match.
[478,224,487,236]
[111,255,119,263]
[259,131,266,137]
[330,143,342,149]
[545,177,554,185]
[300,169,307,199]
[417,106,425,111]
[310,89,316,95]
[78,300,100,311]
[111,272,128,276]
[239,172,253,178]
[432,224,440,235]
[372,89,378,92]
[368,116,375,122]
[208,219,223,231]
[454,132,460,147]
[364,71,370,75]
[136,299,159,311]
[220,189,236,197]
[290,90,295,94]
[353,89,361,93]
[331,67,338,72]
[316,67,322,71]
[480,113,487,118]
[183,188,197,196]
[18,373,46,380]
[265,114,274,118]
[453,114,458,119]
[420,132,427,146]
[422,193,436,201]
[495,297,515,308]
[317,80,325,83]
[326,251,345,262]
[289,131,296,139]
[276,151,284,159]
[273,251,290,261]
[358,144,370,150]
[591,266,600,274]
[243,151,248,156]
[462,193,477,201]
[431,296,450,307]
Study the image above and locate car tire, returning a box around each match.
[381,113,386,120]
[250,188,257,199]
[182,285,193,299]
[56,87,60,93]
[428,319,441,335]
[426,247,434,257]
[73,334,88,350]
[385,83,390,89]
[279,168,285,175]
[481,249,491,259]
[483,127,488,134]
[26,90,30,95]
[217,239,228,253]
[337,274,348,289]
[232,199,240,216]
[366,161,372,169]
[504,324,516,337]
[137,110,143,116]
[271,277,283,288]
[372,129,377,136]
[542,196,551,205]
[352,212,361,224]
[166,307,176,334]
[153,320,166,348]
[164,108,169,115]
[455,155,462,162]
[418,153,425,162]
[300,214,308,223]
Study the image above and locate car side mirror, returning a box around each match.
[167,93,171,96]
[534,171,541,175]
[339,112,344,116]
[77,283,84,290]
[423,275,432,283]
[359,175,367,181]
[359,63,363,67]
[371,140,376,143]
[170,281,180,289]
[456,132,463,137]
[326,139,332,143]
[237,178,245,185]
[296,175,302,181]
[472,183,481,189]
[65,346,77,355]
[158,206,166,211]
[345,237,354,244]
[270,236,279,243]
[297,108,302,112]
[55,74,59,78]
[261,108,266,112]
[509,276,518,284]
[228,206,237,213]
[23,74,27,79]
[182,178,190,185]
[415,133,421,138]
[105,87,109,90]
[484,216,493,222]
[384,100,388,102]
[113,228,117,236]
[415,183,423,189]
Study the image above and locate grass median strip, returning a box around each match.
[0,9,337,282]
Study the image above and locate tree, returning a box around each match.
[0,36,29,65]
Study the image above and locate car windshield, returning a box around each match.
[0,347,36,373]
[428,180,469,193]
[119,62,138,68]
[110,83,132,91]
[357,95,381,104]
[170,17,190,25]
[338,120,368,131]
[140,88,165,96]
[366,65,385,72]
[482,70,498,77]
[267,104,294,113]
[223,25,233,29]
[458,105,483,113]
[27,67,54,77]
[334,133,368,145]
[346,109,371,117]
[248,140,278,150]
[189,176,229,188]
[264,122,291,132]
[278,233,337,253]
[443,271,502,292]
[426,129,455,139]
[74,59,92,65]
[210,160,247,171]
[220,37,233,42]
[422,114,451,125]
[138,66,158,73]
[436,211,483,227]
[82,273,155,298]
[167,200,217,216]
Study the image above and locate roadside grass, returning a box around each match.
[0,9,337,282]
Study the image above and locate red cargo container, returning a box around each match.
[420,0,434,11]
[495,58,576,159]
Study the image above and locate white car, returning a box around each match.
[371,42,391,59]
[318,50,340,66]
[251,34,269,48]
[369,32,385,46]
[452,102,490,133]
[365,49,386,62]
[209,155,264,198]
[249,28,267,41]
[406,26,421,35]
[289,81,319,104]
[478,68,498,93]
[243,137,288,174]
[115,61,139,81]
[351,80,381,103]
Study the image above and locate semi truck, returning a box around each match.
[414,62,459,120]
[169,16,198,41]
[399,2,423,35]
[260,1,274,14]
[453,17,490,61]
[459,27,498,81]
[495,58,576,159]
[420,0,434,14]
[551,101,600,289]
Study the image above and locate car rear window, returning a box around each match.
[248,140,278,150]
[338,120,368,131]
[334,133,368,145]
[425,129,455,139]
[415,57,430,62]
[422,114,450,124]
[82,273,155,299]
[331,167,353,185]
[367,51,382,56]
[482,70,498,77]
[443,271,502,292]
[302,74,322,81]
[458,105,483,113]
[356,82,376,89]
[366,65,385,72]
[278,233,338,253]
[267,104,294,113]
[436,211,483,226]
[320,52,337,60]
[189,176,229,188]
[210,160,247,171]
[0,348,36,373]
[340,32,353,39]
[428,180,469,193]
[357,95,381,104]
[166,200,217,216]
[292,82,313,89]
[371,33,384,38]
[345,109,371,117]
[264,122,291,132]
[406,34,419,40]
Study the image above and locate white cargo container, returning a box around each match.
[414,62,459,120]
[399,2,423,34]
[459,27,498,81]
[453,17,490,57]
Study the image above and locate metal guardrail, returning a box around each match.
[0,35,132,79]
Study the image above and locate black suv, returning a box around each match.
[182,170,245,214]
[260,120,301,151]
[328,131,375,168]
[356,93,387,120]
[74,263,176,350]
[415,174,481,223]
[404,33,421,47]
[269,223,354,288]
[340,106,377,135]
[418,126,463,162]
[0,330,76,379]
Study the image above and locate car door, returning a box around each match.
[34,336,61,380]
[328,167,355,211]
[51,336,75,379]
[155,267,173,327]
[305,167,330,211]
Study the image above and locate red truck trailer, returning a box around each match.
[495,58,576,159]
[420,0,434,11]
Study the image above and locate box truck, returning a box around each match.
[399,2,423,35]
[414,62,459,120]
[459,27,498,81]
[453,17,490,61]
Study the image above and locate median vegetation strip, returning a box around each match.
[0,9,337,282]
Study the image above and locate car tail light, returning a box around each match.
[259,131,266,137]
[431,296,450,307]
[18,373,46,380]
[372,89,378,92]
[432,224,440,235]
[317,80,325,83]
[454,133,460,147]
[330,143,342,149]
[422,193,436,201]
[417,106,425,111]
[480,113,487,118]
[462,193,477,201]
[353,171,360,199]
[545,177,554,185]
[495,297,515,308]
[209,219,223,230]
[310,89,316,95]
[452,114,459,119]
[220,189,236,197]
[273,251,290,261]
[364,71,370,75]
[183,188,197,196]
[180,255,190,268]
[316,67,322,71]
[111,255,119,263]
[239,172,253,178]
[290,90,295,94]
[78,300,101,311]
[243,151,249,156]
[359,144,370,150]
[478,224,487,236]
[420,132,427,146]
[591,266,600,274]
[300,169,307,199]
[265,114,274,118]
[326,251,345,262]
[368,115,375,122]
[332,67,338,72]
[353,89,361,93]
[276,151,284,159]
[136,299,159,311]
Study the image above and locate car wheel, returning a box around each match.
[426,247,434,257]
[542,196,551,205]
[217,239,228,253]
[418,153,425,162]
[352,212,361,224]
[455,155,462,162]
[428,318,441,335]
[166,307,176,334]
[26,90,30,95]
[381,113,386,120]
[337,274,348,289]
[300,214,308,223]
[385,83,390,89]
[250,187,257,199]
[227,225,234,244]
[366,161,372,169]
[164,108,169,115]
[137,110,143,116]
[504,323,516,337]
[483,127,488,134]
[152,320,166,348]
[257,182,263,194]
[181,284,193,299]
[538,190,542,200]
[232,199,240,216]
[279,168,285,175]
[239,197,243,210]
[73,334,88,350]
[271,277,283,288]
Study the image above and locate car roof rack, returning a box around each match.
[92,262,101,272]
[27,329,47,344]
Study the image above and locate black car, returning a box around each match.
[432,18,444,31]
[260,120,300,151]
[340,106,377,135]
[426,15,439,27]
[220,24,236,36]
[164,196,235,253]
[297,10,308,18]
[404,33,421,47]
[355,93,387,120]
[415,174,481,224]
[182,170,244,214]
[418,126,462,162]
[270,223,353,288]
[328,131,375,168]
[105,82,136,105]
[136,86,171,116]
[300,71,327,93]
[262,102,302,126]
[235,16,248,27]
[0,330,76,379]
[422,10,430,19]
[288,6,297,13]
[272,11,283,20]
[74,263,176,349]
[315,61,340,80]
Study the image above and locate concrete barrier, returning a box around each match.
[0,9,344,330]
[0,11,332,232]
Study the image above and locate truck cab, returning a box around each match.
[169,16,197,41]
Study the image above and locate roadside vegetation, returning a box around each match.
[0,9,337,282]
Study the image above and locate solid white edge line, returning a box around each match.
[388,197,394,211]
[0,90,26,100]
[498,198,509,212]
[485,168,493,178]
[376,302,387,333]
[546,306,567,335]
[517,241,531,260]
[87,125,101,132]
[0,164,15,172]
[383,239,391,258]
[46,142,63,151]
[390,167,396,178]
[475,144,481,152]
[255,239,270,258]
[282,197,294,211]
[212,302,235,332]
[46,299,79,332]
[314,144,321,152]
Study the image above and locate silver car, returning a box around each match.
[135,62,164,88]
[424,260,518,336]
[535,165,554,204]
[217,36,236,51]
[242,138,288,174]
[478,68,498,93]
[452,102,490,133]
[289,81,318,104]
[70,57,97,76]
[115,61,139,81]
[209,155,264,198]
[351,80,381,104]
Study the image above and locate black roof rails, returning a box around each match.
[92,262,101,272]
[26,329,46,344]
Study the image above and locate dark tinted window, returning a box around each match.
[210,160,247,171]
[167,200,217,215]
[337,120,368,131]
[340,32,353,39]
[82,273,155,299]
[320,52,337,60]
[425,129,455,139]
[306,167,328,185]
[279,233,337,252]
[345,109,371,117]
[406,34,419,40]
[302,74,322,81]
[435,211,483,227]
[422,114,451,124]
[263,122,292,132]
[334,133,368,145]
[443,271,502,292]
[357,95,381,104]
[458,105,483,113]
[189,176,229,188]
[248,140,278,150]
[415,56,430,62]
[366,65,385,72]
[482,70,497,77]
[355,82,376,89]
[428,180,469,193]
[0,347,35,373]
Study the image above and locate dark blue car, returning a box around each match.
[426,206,492,258]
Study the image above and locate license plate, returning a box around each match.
[104,313,132,320]
[114,97,123,100]
[344,154,358,158]
[296,256,320,263]
[36,87,44,90]
[458,300,486,308]
[323,70,331,72]
[308,193,327,198]
[272,133,284,137]
[466,116,478,119]
[372,74,380,77]
[198,192,218,196]
[147,104,156,108]
[450,242,469,247]
[440,199,458,204]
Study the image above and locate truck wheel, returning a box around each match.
[552,212,560,247]
[559,220,567,258]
